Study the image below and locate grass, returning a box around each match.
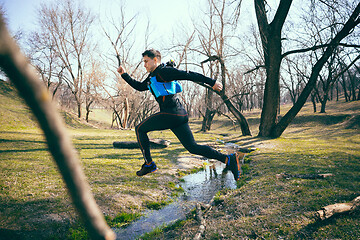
[0,125,194,239]
[154,100,360,239]
[0,81,231,239]
[144,199,173,210]
[67,212,142,240]
[138,219,187,240]
[1,79,360,239]
[106,212,142,228]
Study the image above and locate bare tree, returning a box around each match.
[27,31,63,99]
[252,0,360,138]
[281,57,306,105]
[83,58,104,122]
[272,2,360,137]
[337,49,360,102]
[350,63,360,100]
[38,0,95,118]
[254,0,293,137]
[101,5,157,129]
[181,0,250,134]
[313,52,360,113]
[195,0,251,135]
[195,0,219,132]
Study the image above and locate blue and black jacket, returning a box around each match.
[121,64,216,111]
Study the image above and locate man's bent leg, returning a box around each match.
[135,112,186,163]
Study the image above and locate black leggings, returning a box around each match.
[135,108,227,164]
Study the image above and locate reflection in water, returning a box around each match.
[180,161,237,203]
[114,160,236,240]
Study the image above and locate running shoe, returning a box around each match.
[225,153,241,181]
[136,161,157,176]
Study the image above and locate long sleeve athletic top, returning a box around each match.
[121,63,216,111]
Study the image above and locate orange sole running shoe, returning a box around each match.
[136,161,157,176]
[225,153,241,181]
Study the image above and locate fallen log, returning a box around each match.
[316,196,360,220]
[276,173,333,180]
[113,139,170,149]
[238,147,256,153]
[223,143,256,153]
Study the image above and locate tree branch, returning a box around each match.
[270,0,293,32]
[282,43,360,59]
[0,15,115,240]
[243,64,266,74]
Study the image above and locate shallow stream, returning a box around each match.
[114,160,237,239]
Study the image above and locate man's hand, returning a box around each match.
[212,81,223,92]
[117,66,125,75]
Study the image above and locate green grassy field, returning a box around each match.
[0,80,232,239]
[150,101,360,239]
[1,79,359,239]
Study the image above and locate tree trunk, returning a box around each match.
[222,95,251,136]
[258,36,282,136]
[341,73,349,102]
[201,108,216,132]
[86,108,90,122]
[201,89,215,132]
[85,100,93,123]
[320,94,328,113]
[311,93,317,112]
[77,100,82,119]
[111,112,116,128]
[113,108,123,130]
[122,98,129,129]
[316,196,360,221]
[113,139,170,149]
[255,0,293,137]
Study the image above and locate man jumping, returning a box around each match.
[117,49,241,181]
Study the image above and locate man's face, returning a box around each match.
[143,56,159,73]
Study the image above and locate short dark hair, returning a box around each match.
[142,49,161,61]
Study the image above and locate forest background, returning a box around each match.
[1,0,358,137]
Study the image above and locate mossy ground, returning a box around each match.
[151,100,360,239]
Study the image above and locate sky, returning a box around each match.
[0,0,309,58]
[1,0,198,40]
[0,0,211,65]
[0,0,266,73]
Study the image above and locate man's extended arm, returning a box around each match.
[157,67,222,91]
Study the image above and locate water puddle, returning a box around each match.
[114,160,236,239]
